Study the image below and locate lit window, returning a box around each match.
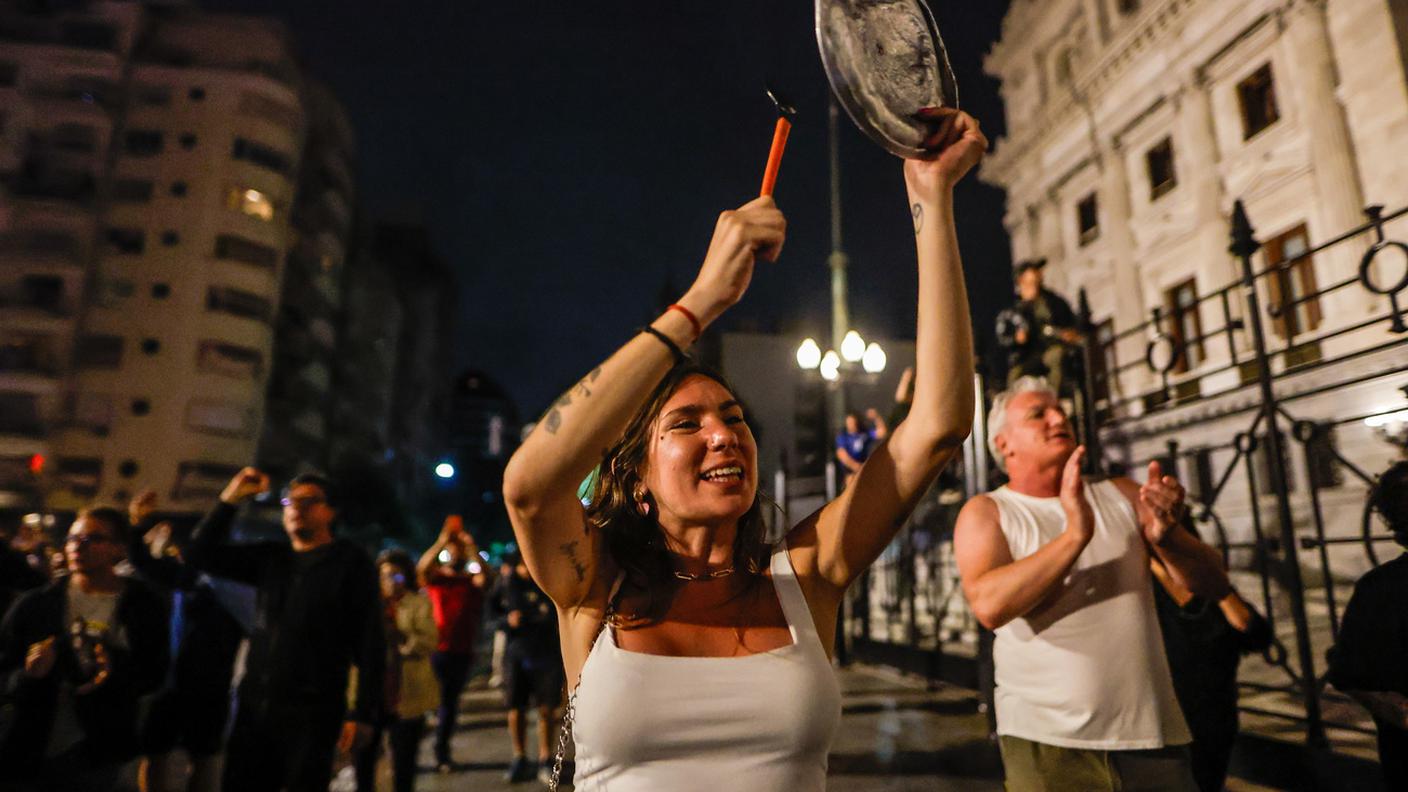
[226,185,276,222]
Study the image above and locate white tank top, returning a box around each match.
[571,539,842,791]
[988,480,1191,750]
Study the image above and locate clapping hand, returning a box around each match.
[23,637,56,680]
[1059,446,1094,548]
[1139,461,1188,546]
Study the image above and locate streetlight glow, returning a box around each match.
[820,350,841,381]
[841,330,866,363]
[796,338,822,369]
[434,462,456,479]
[862,342,887,373]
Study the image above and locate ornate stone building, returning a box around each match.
[981,0,1408,746]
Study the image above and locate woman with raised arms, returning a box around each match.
[503,107,987,791]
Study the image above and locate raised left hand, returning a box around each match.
[129,490,157,527]
[1139,461,1188,546]
[904,109,988,198]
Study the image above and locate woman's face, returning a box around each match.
[379,562,407,600]
[642,375,758,529]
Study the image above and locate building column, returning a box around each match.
[1174,74,1240,363]
[1279,0,1376,320]
[1098,139,1151,398]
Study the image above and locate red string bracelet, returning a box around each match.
[667,304,702,339]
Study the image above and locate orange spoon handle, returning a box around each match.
[760,116,792,197]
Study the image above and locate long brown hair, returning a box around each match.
[586,363,771,623]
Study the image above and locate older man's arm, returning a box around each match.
[955,447,1095,630]
[1114,463,1230,601]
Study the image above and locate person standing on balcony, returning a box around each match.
[995,260,1081,395]
[1328,460,1408,790]
[955,376,1231,791]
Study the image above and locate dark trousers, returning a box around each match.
[6,745,120,792]
[354,716,425,792]
[431,651,473,762]
[222,699,344,792]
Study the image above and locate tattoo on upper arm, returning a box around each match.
[912,203,923,235]
[559,540,587,583]
[536,367,604,436]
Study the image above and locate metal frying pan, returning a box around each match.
[815,0,959,159]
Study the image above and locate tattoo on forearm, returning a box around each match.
[535,367,603,436]
[912,203,923,235]
[559,540,587,583]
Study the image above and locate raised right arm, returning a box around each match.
[954,448,1094,630]
[503,197,786,610]
[185,467,275,585]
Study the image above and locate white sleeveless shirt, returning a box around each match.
[988,480,1191,750]
[571,539,842,791]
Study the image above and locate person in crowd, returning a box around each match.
[417,514,491,772]
[1151,557,1272,792]
[492,552,520,687]
[1,514,48,621]
[953,376,1231,791]
[487,550,563,784]
[0,507,169,789]
[835,408,889,486]
[1328,460,1408,790]
[353,549,439,792]
[501,107,984,790]
[124,491,244,792]
[185,468,384,792]
[995,259,1082,394]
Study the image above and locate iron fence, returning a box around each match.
[835,197,1408,750]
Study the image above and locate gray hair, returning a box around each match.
[986,376,1058,472]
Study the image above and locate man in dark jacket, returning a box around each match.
[995,259,1082,394]
[0,507,169,789]
[488,552,562,783]
[185,468,384,792]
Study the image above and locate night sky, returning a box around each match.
[205,1,1014,416]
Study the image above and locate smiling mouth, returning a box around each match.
[700,465,744,483]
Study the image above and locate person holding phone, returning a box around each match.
[416,515,491,772]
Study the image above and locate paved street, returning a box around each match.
[348,664,1382,791]
[373,665,1004,791]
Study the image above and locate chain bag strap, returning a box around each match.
[548,591,618,791]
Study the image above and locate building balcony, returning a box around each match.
[0,301,74,332]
